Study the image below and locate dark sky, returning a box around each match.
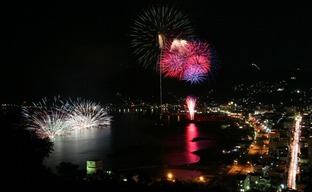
[2,1,311,104]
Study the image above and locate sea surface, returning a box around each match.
[42,110,235,172]
[1,107,240,173]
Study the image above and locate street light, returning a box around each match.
[167,172,174,181]
[199,176,205,182]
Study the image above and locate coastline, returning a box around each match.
[113,147,224,183]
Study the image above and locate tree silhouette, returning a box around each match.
[1,122,54,189]
[56,161,82,181]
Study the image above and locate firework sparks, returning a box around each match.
[182,67,207,84]
[160,38,188,79]
[251,63,260,70]
[161,38,220,84]
[129,3,195,71]
[22,97,112,139]
[66,98,112,130]
[170,38,188,53]
[129,4,195,109]
[186,96,196,120]
[21,97,73,139]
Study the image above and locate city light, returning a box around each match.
[287,113,302,189]
[167,172,174,182]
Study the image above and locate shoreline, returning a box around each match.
[113,146,226,182]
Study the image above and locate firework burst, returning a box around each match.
[182,66,207,84]
[21,97,112,139]
[191,42,220,84]
[160,38,220,84]
[21,97,73,139]
[129,3,195,71]
[160,38,187,79]
[66,98,112,130]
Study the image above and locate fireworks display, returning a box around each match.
[183,39,211,83]
[66,98,112,130]
[22,97,112,139]
[160,38,219,84]
[186,96,196,120]
[160,39,188,79]
[129,3,195,71]
[21,97,73,139]
[182,67,208,84]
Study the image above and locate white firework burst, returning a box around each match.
[65,98,112,130]
[21,97,112,139]
[129,3,195,71]
[22,97,73,139]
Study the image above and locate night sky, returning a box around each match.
[2,1,311,104]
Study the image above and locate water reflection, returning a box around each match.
[43,112,216,171]
[44,128,113,171]
[186,123,199,152]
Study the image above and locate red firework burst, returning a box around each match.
[160,38,214,84]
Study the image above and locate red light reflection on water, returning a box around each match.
[186,123,199,153]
